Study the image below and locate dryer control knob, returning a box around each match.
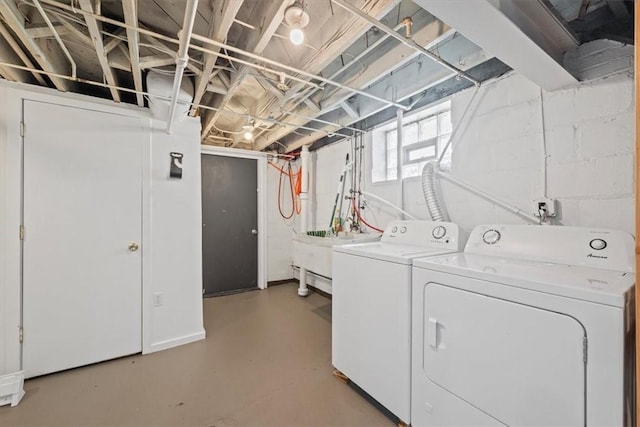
[392,226,398,233]
[482,229,501,245]
[589,238,607,250]
[432,226,447,239]
[400,226,407,234]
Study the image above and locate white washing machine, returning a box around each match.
[332,220,464,424]
[411,224,635,427]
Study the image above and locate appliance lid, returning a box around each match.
[413,253,634,307]
[334,242,458,265]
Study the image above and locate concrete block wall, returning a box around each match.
[306,69,634,236]
[444,70,634,234]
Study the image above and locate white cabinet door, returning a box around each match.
[423,283,585,426]
[22,100,143,378]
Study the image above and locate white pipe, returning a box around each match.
[396,109,404,219]
[283,23,405,117]
[37,0,408,115]
[331,0,480,87]
[298,145,310,297]
[539,88,548,198]
[32,0,76,79]
[361,191,418,220]
[438,85,480,165]
[436,170,540,224]
[0,60,356,139]
[166,0,198,133]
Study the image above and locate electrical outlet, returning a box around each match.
[153,293,164,307]
[533,198,557,218]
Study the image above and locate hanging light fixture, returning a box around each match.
[284,1,309,46]
[242,118,255,140]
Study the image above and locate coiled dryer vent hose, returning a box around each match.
[421,161,449,222]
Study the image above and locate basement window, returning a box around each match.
[371,101,451,183]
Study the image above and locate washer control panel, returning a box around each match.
[465,224,634,272]
[382,220,463,250]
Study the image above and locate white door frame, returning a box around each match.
[200,145,268,290]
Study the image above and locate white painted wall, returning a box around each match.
[267,164,296,281]
[146,119,205,353]
[0,81,205,376]
[308,69,634,236]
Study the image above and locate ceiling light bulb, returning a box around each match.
[244,130,253,140]
[290,28,304,45]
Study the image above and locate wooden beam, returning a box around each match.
[254,16,447,151]
[340,101,359,119]
[78,0,120,102]
[108,44,131,71]
[139,55,175,69]
[122,0,143,106]
[190,0,244,116]
[104,28,126,55]
[0,20,47,85]
[25,23,69,38]
[200,0,292,140]
[56,17,93,46]
[0,0,69,91]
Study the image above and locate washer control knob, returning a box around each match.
[589,238,607,251]
[392,226,398,233]
[432,226,447,239]
[482,229,501,245]
[400,226,407,234]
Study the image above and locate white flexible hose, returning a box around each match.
[421,161,449,222]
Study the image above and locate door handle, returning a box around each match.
[427,317,439,349]
[128,242,139,252]
[251,229,258,235]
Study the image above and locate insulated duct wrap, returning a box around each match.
[421,161,449,222]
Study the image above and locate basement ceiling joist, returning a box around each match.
[0,0,632,153]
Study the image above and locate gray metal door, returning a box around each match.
[201,154,258,296]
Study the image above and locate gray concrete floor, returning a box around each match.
[0,282,394,427]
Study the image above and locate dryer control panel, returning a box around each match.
[466,224,635,272]
[382,220,464,251]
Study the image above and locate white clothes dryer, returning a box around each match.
[411,224,635,427]
[332,220,464,425]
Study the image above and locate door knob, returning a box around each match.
[128,242,139,252]
[251,229,258,235]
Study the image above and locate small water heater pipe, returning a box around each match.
[166,0,199,133]
[360,191,418,220]
[298,145,310,297]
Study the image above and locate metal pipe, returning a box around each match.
[32,0,76,79]
[166,0,198,133]
[438,85,480,164]
[396,108,405,218]
[360,191,418,220]
[188,34,410,111]
[283,109,361,133]
[436,170,540,224]
[282,23,405,115]
[298,145,311,297]
[35,0,322,92]
[0,62,353,139]
[37,0,407,111]
[332,0,480,87]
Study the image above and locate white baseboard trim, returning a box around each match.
[145,330,206,354]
